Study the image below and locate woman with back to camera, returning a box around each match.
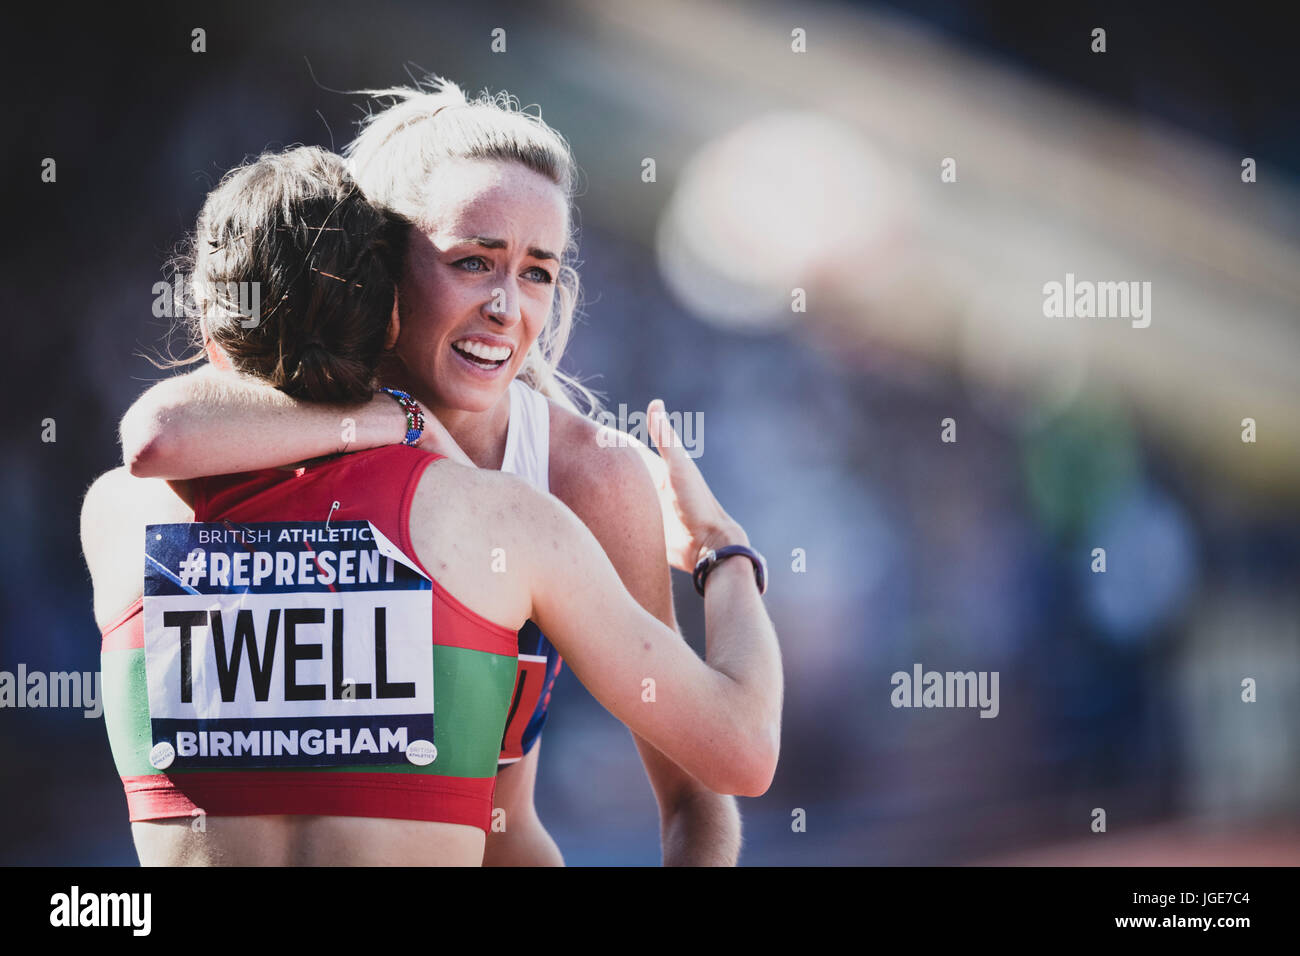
[119,76,745,865]
[82,145,780,866]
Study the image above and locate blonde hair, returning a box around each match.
[344,74,597,414]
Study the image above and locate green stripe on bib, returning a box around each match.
[102,645,516,780]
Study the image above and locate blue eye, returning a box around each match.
[526,266,555,284]
[454,256,489,272]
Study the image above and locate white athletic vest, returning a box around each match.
[500,378,550,493]
[497,378,558,766]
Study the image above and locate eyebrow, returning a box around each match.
[460,236,559,262]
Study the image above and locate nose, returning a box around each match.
[482,279,522,329]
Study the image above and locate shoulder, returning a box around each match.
[413,456,561,539]
[81,467,134,586]
[81,467,192,629]
[81,467,174,538]
[82,465,133,517]
[545,404,672,611]
[547,403,660,519]
[82,467,191,537]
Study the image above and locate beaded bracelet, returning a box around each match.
[378,387,425,446]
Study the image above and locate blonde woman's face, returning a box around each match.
[396,158,567,414]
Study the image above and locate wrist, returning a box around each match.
[696,522,749,563]
[377,387,426,446]
[693,541,767,597]
[358,392,409,448]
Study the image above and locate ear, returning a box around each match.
[384,289,401,351]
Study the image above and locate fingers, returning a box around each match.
[648,397,713,493]
[646,399,671,449]
[647,399,696,475]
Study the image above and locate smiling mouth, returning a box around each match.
[451,338,513,371]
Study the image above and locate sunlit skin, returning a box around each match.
[377,158,743,865]
[116,155,749,865]
[84,400,774,866]
[381,158,569,470]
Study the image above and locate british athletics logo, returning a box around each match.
[141,520,436,770]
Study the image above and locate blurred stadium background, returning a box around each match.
[3,0,1297,864]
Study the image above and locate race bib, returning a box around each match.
[141,520,435,770]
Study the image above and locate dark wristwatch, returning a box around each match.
[693,544,767,597]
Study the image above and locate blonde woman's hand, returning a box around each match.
[643,399,747,572]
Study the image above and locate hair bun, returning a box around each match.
[188,146,401,404]
[290,340,336,374]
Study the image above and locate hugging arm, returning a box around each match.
[526,503,780,795]
[554,432,741,865]
[521,406,783,796]
[120,366,467,477]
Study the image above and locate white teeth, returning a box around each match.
[453,340,512,362]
